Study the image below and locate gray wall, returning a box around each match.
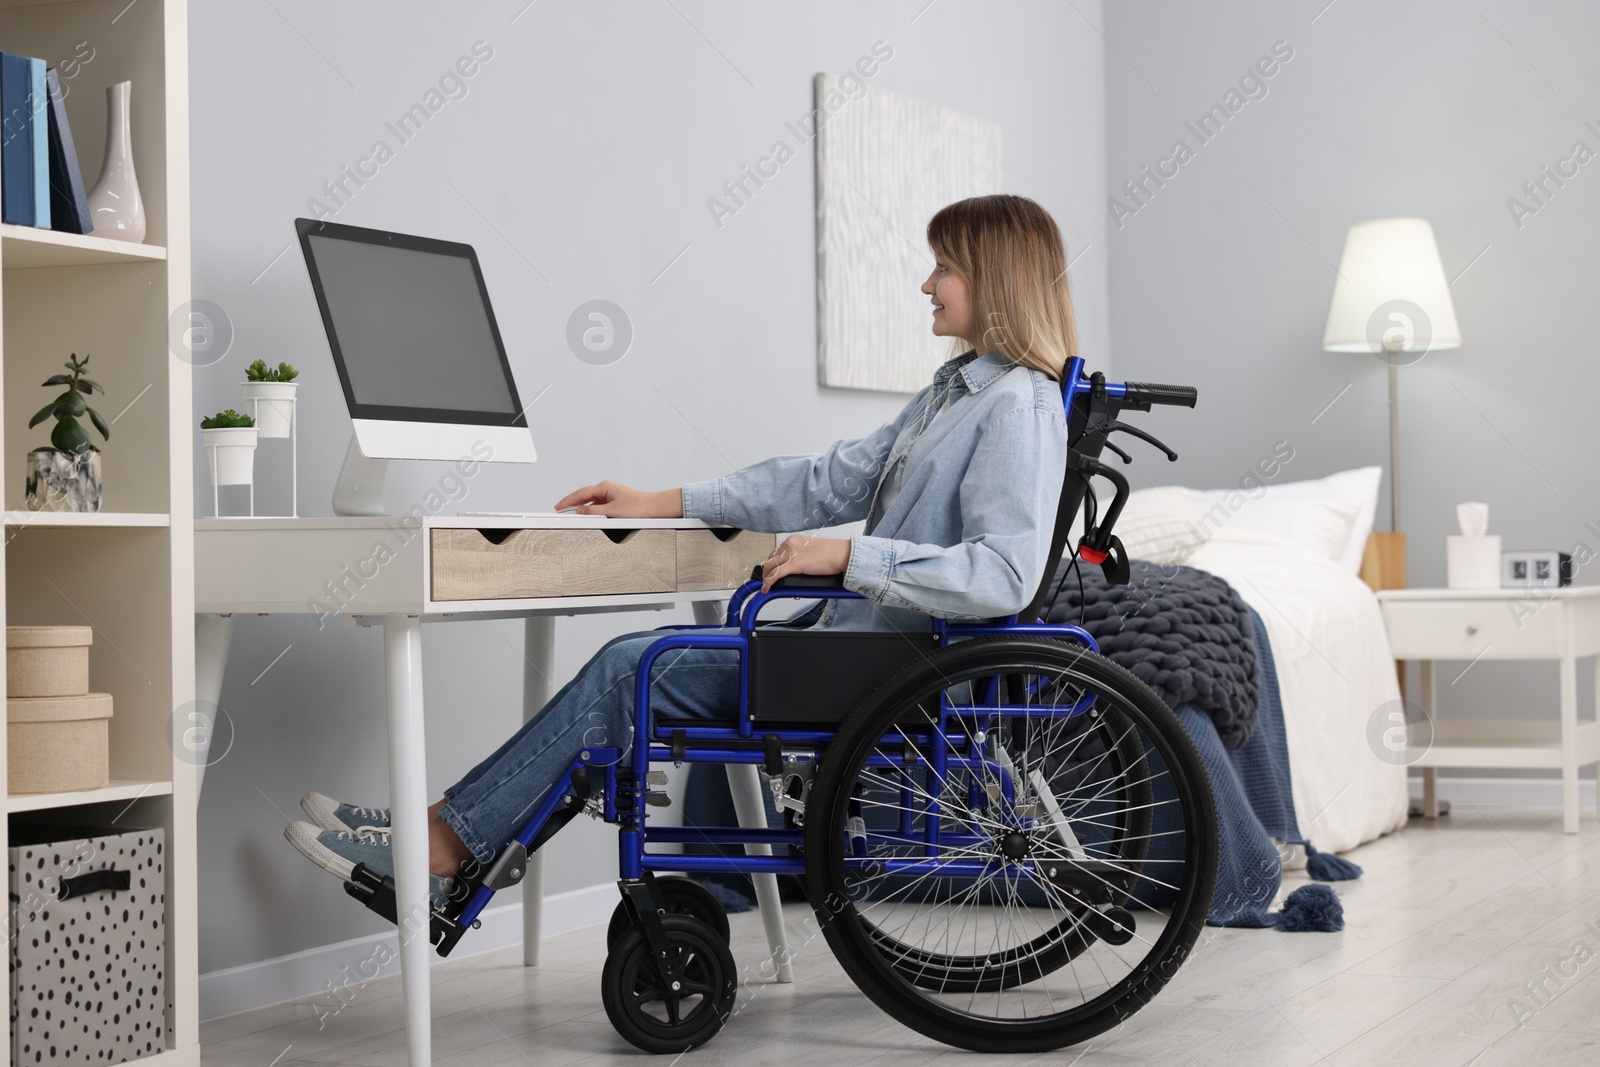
[1103,2,1597,735]
[190,1,1108,978]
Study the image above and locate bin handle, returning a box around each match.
[57,867,131,901]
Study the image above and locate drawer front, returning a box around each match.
[676,529,776,591]
[1380,599,1563,659]
[431,529,677,601]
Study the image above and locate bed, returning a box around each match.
[1183,527,1409,854]
[1109,465,1411,856]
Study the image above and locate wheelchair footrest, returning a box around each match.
[343,863,476,959]
[344,863,398,924]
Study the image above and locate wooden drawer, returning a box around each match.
[1380,598,1564,659]
[676,529,775,591]
[430,528,677,601]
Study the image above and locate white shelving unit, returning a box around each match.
[0,1,196,1064]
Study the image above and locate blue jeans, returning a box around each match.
[437,627,740,864]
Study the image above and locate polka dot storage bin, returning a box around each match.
[8,824,165,1064]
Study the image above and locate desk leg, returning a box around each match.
[1420,660,1439,820]
[726,764,795,984]
[1560,653,1579,834]
[193,614,236,797]
[522,616,555,967]
[690,599,794,983]
[383,616,431,1066]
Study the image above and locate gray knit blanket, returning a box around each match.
[1039,557,1261,750]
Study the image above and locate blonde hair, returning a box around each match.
[926,194,1079,381]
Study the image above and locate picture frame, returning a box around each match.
[814,74,1002,394]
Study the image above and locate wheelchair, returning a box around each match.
[344,357,1216,1055]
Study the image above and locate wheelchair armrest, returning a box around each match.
[748,564,846,590]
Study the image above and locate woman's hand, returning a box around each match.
[555,481,683,518]
[760,534,852,593]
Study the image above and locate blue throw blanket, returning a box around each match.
[1137,605,1358,928]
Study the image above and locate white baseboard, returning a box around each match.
[199,881,614,1022]
[1424,774,1598,809]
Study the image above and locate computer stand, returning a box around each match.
[332,436,389,517]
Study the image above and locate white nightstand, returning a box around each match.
[1375,586,1600,833]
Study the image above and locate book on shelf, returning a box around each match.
[29,56,49,229]
[1,52,92,234]
[0,51,34,226]
[44,68,91,234]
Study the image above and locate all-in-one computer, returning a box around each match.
[296,217,538,516]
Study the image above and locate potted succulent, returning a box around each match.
[200,409,257,488]
[241,360,298,439]
[25,353,108,512]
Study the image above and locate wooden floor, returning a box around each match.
[202,806,1600,1066]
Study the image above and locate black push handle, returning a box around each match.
[57,867,131,901]
[1122,382,1198,409]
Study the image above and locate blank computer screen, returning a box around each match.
[306,233,518,415]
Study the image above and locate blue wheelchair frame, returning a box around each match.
[446,587,1103,936]
[439,354,1169,939]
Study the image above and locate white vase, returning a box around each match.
[87,81,146,243]
[240,381,298,439]
[202,428,257,486]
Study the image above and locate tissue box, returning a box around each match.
[1448,535,1501,588]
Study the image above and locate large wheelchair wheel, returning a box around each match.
[861,669,1154,996]
[803,637,1217,1054]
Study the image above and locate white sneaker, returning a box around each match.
[301,791,391,834]
[284,820,455,910]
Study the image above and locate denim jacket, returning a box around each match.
[680,350,1070,632]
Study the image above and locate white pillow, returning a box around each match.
[1190,466,1381,574]
[1112,486,1211,565]
[1208,497,1362,566]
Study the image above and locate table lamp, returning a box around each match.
[1322,217,1461,590]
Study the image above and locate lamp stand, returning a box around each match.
[1387,358,1400,532]
[1362,352,1408,590]
[1361,351,1410,711]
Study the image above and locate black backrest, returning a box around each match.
[1017,372,1113,624]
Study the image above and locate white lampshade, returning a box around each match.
[1322,218,1461,354]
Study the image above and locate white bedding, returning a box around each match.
[1183,528,1409,854]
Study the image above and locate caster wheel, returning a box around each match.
[602,915,738,1053]
[606,876,730,949]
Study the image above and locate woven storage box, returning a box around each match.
[6,693,112,794]
[7,626,92,698]
[9,824,166,1064]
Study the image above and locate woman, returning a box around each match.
[286,193,1078,906]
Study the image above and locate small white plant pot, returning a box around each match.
[24,449,103,512]
[202,427,258,486]
[241,381,298,439]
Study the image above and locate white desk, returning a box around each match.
[1376,585,1600,833]
[194,515,778,1066]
